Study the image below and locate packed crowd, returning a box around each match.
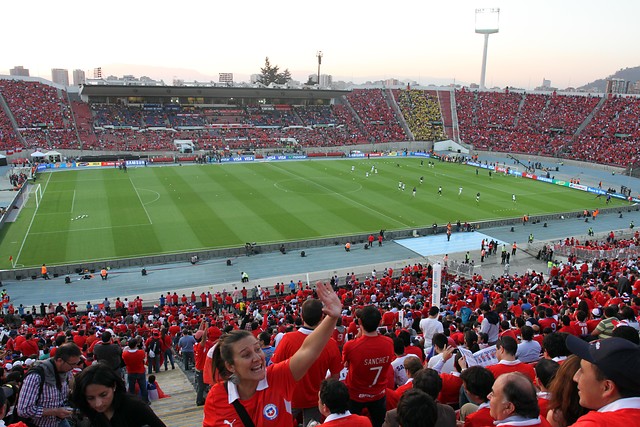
[345,89,408,143]
[0,80,78,150]
[393,90,446,141]
[3,79,640,167]
[456,88,640,167]
[0,241,639,426]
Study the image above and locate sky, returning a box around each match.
[2,0,639,90]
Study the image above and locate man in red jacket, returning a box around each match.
[122,338,148,403]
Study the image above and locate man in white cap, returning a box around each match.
[566,335,640,426]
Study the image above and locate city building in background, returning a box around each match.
[51,68,69,86]
[606,78,630,94]
[72,69,86,86]
[10,66,29,77]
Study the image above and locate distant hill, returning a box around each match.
[579,66,640,92]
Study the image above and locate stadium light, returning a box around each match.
[317,51,323,88]
[475,8,499,89]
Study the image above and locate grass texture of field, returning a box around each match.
[0,158,624,268]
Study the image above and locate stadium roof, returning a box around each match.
[79,84,349,102]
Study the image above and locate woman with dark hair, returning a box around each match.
[545,355,588,427]
[463,330,480,353]
[203,282,342,427]
[71,363,166,427]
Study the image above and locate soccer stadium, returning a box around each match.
[2,23,640,427]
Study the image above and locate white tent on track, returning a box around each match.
[30,151,45,158]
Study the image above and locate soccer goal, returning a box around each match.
[33,184,44,208]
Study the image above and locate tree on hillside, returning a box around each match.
[258,57,291,86]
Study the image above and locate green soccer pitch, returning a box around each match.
[0,158,625,269]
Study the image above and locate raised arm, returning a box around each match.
[289,281,342,381]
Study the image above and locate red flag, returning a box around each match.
[8,256,12,261]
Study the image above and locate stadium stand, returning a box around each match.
[2,76,640,166]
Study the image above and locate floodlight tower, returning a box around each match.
[475,8,500,89]
[317,51,323,87]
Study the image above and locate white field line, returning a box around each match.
[71,190,76,213]
[129,175,153,225]
[14,173,52,267]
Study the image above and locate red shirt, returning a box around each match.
[322,414,372,427]
[570,407,640,427]
[271,328,342,408]
[538,318,558,332]
[343,334,394,402]
[203,360,295,427]
[438,372,463,405]
[386,380,412,410]
[73,334,87,349]
[122,348,146,374]
[464,405,493,427]
[487,360,536,382]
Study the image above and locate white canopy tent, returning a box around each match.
[30,151,45,158]
[44,150,62,162]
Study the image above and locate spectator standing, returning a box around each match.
[121,338,149,404]
[419,306,443,357]
[479,303,500,346]
[145,329,163,374]
[161,328,175,370]
[194,323,215,407]
[93,330,123,374]
[177,330,196,371]
[272,298,342,427]
[343,305,394,427]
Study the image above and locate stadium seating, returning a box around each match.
[2,77,640,166]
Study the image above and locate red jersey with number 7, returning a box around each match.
[342,334,394,402]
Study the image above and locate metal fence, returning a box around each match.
[552,244,640,261]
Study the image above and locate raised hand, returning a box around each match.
[316,281,342,318]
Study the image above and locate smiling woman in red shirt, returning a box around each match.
[202,282,342,427]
